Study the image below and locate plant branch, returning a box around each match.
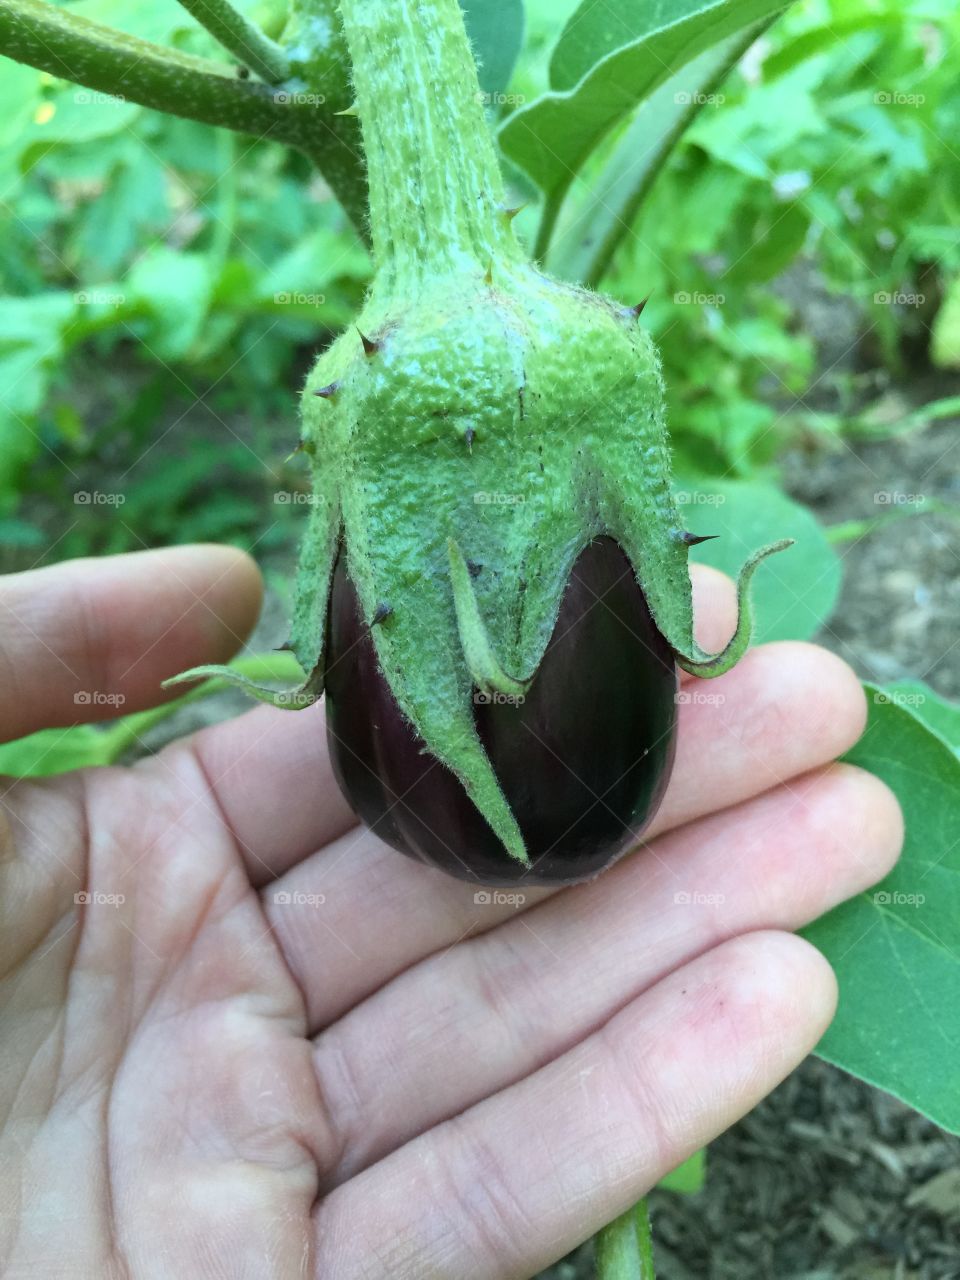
[595,1198,657,1279]
[176,0,290,83]
[0,0,368,236]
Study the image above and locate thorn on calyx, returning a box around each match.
[334,102,360,117]
[629,295,651,319]
[314,381,341,399]
[484,260,494,285]
[358,329,380,357]
[679,531,719,546]
[464,426,475,451]
[274,641,294,652]
[499,204,526,222]
[371,602,393,626]
[466,560,483,578]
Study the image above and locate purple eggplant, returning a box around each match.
[323,537,679,886]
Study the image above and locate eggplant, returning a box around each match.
[323,537,678,886]
[165,0,791,885]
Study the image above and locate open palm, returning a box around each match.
[0,545,901,1279]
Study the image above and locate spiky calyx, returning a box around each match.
[167,0,792,867]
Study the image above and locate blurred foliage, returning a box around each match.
[0,0,958,559]
[589,0,960,475]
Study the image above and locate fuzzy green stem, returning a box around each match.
[337,0,522,291]
[0,0,369,235]
[176,0,290,83]
[595,1198,657,1279]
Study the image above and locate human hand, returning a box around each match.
[0,546,902,1278]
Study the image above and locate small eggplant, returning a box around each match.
[324,537,678,885]
[166,0,791,885]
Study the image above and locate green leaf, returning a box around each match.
[0,58,42,149]
[879,682,960,754]
[499,0,788,250]
[0,724,115,777]
[658,1149,706,1194]
[805,686,960,1135]
[549,25,766,285]
[460,0,525,96]
[18,85,141,170]
[127,248,215,360]
[681,481,841,643]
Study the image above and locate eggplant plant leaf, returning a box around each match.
[879,681,960,754]
[499,0,788,248]
[804,686,960,1135]
[548,24,767,285]
[460,0,525,95]
[658,1148,706,1194]
[681,480,841,643]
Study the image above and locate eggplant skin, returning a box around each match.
[323,538,679,886]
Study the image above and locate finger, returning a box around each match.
[269,640,867,1027]
[685,561,736,671]
[312,764,901,1181]
[0,547,262,742]
[313,931,837,1279]
[184,562,738,884]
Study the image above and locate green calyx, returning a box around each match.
[170,0,792,864]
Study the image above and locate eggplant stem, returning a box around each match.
[161,663,323,709]
[448,538,531,697]
[675,539,795,678]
